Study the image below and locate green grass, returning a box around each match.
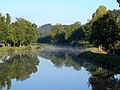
[0,44,45,54]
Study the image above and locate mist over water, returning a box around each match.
[0,45,119,90]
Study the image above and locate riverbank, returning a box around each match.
[78,47,120,61]
[0,44,45,54]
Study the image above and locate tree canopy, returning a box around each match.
[0,13,38,46]
[90,10,120,54]
[92,5,107,22]
[117,0,120,6]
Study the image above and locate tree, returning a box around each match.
[0,14,6,44]
[0,13,13,46]
[90,10,120,54]
[12,18,26,46]
[92,5,107,22]
[24,23,38,45]
[50,24,66,43]
[117,0,120,6]
[49,22,81,44]
[0,13,38,46]
[5,13,15,46]
[64,22,81,41]
[68,27,85,45]
[81,23,92,42]
[12,18,38,46]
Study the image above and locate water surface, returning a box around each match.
[0,46,120,90]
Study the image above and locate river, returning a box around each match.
[0,45,120,90]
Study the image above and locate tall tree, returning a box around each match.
[90,10,120,54]
[5,13,15,46]
[92,5,107,22]
[0,14,5,44]
[69,27,85,45]
[117,0,120,6]
[0,14,11,45]
[12,18,38,46]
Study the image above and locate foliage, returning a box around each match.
[117,0,120,6]
[0,13,38,47]
[38,36,51,43]
[68,26,85,45]
[90,10,120,54]
[49,22,83,44]
[38,24,53,38]
[12,18,38,46]
[91,5,107,22]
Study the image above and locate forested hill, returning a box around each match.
[38,24,53,37]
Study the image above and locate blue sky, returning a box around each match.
[0,0,119,26]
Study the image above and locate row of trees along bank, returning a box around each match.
[38,5,120,55]
[0,13,38,47]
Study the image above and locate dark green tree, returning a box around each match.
[50,24,66,43]
[117,0,120,6]
[49,22,81,44]
[68,27,85,45]
[90,10,120,54]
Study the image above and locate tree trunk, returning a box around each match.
[19,43,21,47]
[111,43,115,55]
[112,44,115,55]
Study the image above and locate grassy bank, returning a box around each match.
[0,44,45,54]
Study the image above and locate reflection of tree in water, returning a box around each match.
[0,53,39,90]
[47,52,120,90]
[48,53,83,70]
[89,71,120,90]
[82,57,120,90]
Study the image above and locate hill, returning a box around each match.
[38,24,53,37]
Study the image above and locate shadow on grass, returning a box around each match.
[78,51,120,73]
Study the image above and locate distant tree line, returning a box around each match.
[38,5,120,55]
[38,22,85,45]
[0,13,38,47]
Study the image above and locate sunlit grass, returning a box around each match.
[0,44,45,54]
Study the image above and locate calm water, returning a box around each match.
[0,48,120,90]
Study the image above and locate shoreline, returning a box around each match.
[0,45,45,54]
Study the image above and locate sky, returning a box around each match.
[0,0,119,26]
